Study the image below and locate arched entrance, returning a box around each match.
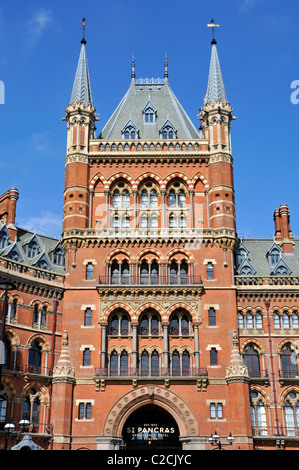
[100,385,205,450]
[123,404,181,450]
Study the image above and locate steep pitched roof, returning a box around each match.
[100,77,199,140]
[70,39,93,105]
[205,41,227,104]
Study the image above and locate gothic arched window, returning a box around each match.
[244,345,261,378]
[281,344,298,379]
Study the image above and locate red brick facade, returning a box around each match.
[1,38,299,451]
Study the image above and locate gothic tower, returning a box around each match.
[53,29,252,450]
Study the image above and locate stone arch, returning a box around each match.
[134,172,163,191]
[89,172,108,191]
[105,248,133,264]
[190,172,209,190]
[166,303,197,322]
[165,247,195,263]
[280,385,299,403]
[134,302,164,322]
[26,333,51,352]
[103,303,134,322]
[135,247,164,263]
[240,338,265,355]
[1,377,17,398]
[107,172,135,191]
[4,328,20,347]
[163,172,191,192]
[103,385,199,438]
[21,382,50,405]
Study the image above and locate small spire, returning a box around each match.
[70,20,93,105]
[164,53,168,78]
[207,18,219,45]
[205,28,227,104]
[131,53,135,79]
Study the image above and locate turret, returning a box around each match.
[62,28,99,233]
[199,25,237,233]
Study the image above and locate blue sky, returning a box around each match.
[0,0,298,239]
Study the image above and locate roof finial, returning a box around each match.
[80,17,87,44]
[164,53,168,78]
[207,18,219,45]
[131,53,135,79]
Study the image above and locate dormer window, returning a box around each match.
[27,241,38,258]
[52,246,65,266]
[143,101,156,123]
[122,120,139,139]
[160,120,176,139]
[267,243,282,267]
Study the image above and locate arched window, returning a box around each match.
[206,262,214,280]
[171,350,180,376]
[0,395,8,424]
[83,348,91,366]
[182,350,190,376]
[250,392,267,436]
[237,311,244,329]
[141,350,149,376]
[110,350,118,376]
[169,260,188,284]
[23,388,41,425]
[292,312,299,329]
[109,315,119,335]
[121,261,130,284]
[244,345,261,378]
[86,262,94,280]
[281,344,298,379]
[4,334,12,368]
[139,310,160,336]
[108,311,130,336]
[84,308,92,326]
[246,312,254,329]
[28,340,42,374]
[140,260,159,284]
[120,350,129,376]
[9,298,17,321]
[283,392,299,436]
[210,348,218,365]
[273,311,281,329]
[151,350,159,376]
[169,311,191,336]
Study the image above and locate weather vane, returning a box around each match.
[80,17,87,42]
[207,18,219,44]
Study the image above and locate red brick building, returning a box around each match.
[1,32,299,451]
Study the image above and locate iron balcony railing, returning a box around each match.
[3,361,52,376]
[252,426,299,438]
[94,366,208,378]
[98,275,203,286]
[278,370,299,379]
[247,369,269,379]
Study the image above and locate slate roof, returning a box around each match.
[100,77,200,140]
[0,225,65,275]
[235,238,299,276]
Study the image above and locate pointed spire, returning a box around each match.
[70,19,92,105]
[205,21,227,104]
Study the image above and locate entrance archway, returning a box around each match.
[123,404,181,450]
[101,385,202,450]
